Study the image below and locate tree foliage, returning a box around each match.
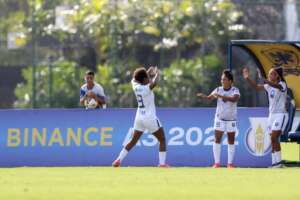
[14,60,86,108]
[5,0,246,108]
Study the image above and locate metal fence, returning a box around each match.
[0,0,299,108]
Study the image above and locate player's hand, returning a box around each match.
[197,93,207,99]
[212,93,218,98]
[87,91,96,98]
[147,66,156,77]
[220,95,227,102]
[243,67,249,79]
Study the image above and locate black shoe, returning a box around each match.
[271,161,284,168]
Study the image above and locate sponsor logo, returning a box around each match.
[270,90,275,98]
[245,117,271,156]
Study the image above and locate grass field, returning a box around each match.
[0,143,299,200]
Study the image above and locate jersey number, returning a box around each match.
[137,95,145,108]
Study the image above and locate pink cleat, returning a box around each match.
[158,164,170,168]
[212,163,221,168]
[227,163,234,168]
[112,159,121,167]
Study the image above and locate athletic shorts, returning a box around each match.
[133,116,162,133]
[214,118,237,133]
[267,113,288,133]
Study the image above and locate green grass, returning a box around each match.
[282,142,300,161]
[0,143,299,200]
[1,167,300,200]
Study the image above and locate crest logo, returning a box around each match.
[261,48,300,76]
[245,117,271,156]
[262,48,298,67]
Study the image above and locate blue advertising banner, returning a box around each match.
[0,108,271,167]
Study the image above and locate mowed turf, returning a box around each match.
[0,167,300,200]
[0,143,299,200]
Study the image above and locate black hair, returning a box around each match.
[274,67,286,83]
[222,69,234,82]
[133,67,148,83]
[85,70,95,76]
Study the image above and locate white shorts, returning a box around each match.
[214,118,237,133]
[133,117,162,133]
[267,113,288,133]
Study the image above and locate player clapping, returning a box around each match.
[198,70,240,168]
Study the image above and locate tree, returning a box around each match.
[14,60,86,108]
[10,0,246,108]
[156,55,222,107]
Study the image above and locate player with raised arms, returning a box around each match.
[112,66,169,168]
[197,69,240,168]
[243,67,288,168]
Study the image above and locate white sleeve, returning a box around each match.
[131,79,136,87]
[80,87,86,99]
[133,82,151,96]
[210,87,219,96]
[233,87,240,96]
[96,85,105,97]
[263,84,270,92]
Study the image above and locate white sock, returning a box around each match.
[213,143,221,164]
[159,151,166,165]
[117,148,128,162]
[227,144,235,164]
[275,151,282,163]
[272,153,276,165]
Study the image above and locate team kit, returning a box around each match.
[79,66,288,168]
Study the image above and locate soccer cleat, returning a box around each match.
[212,163,221,168]
[270,161,284,168]
[272,164,283,168]
[158,164,170,168]
[271,162,284,168]
[112,159,121,167]
[227,163,234,168]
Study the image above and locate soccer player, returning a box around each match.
[80,70,106,109]
[112,66,169,167]
[197,70,240,168]
[243,67,288,168]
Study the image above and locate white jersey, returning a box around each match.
[211,86,240,121]
[264,81,287,114]
[80,82,106,100]
[132,79,156,119]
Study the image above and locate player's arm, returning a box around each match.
[80,89,87,105]
[80,97,86,105]
[217,94,240,103]
[263,79,284,91]
[95,95,106,105]
[86,91,106,105]
[243,67,264,91]
[149,67,160,90]
[197,93,217,101]
[147,66,155,75]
